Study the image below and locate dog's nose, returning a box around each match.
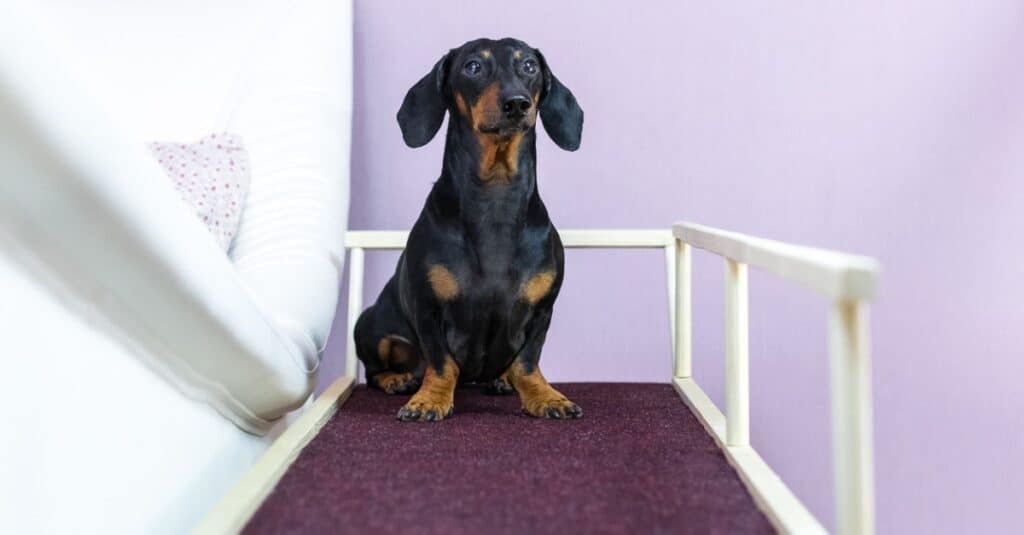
[502,95,532,119]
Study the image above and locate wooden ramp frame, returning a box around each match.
[198,223,879,535]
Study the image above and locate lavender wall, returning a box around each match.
[320,1,1024,532]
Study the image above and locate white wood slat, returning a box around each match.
[195,376,356,535]
[344,229,674,250]
[674,222,879,301]
[674,378,827,535]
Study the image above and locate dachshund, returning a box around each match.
[353,37,584,422]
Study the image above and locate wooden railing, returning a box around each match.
[673,222,878,534]
[341,229,677,379]
[342,224,879,534]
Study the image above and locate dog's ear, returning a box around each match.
[537,50,584,151]
[397,52,452,148]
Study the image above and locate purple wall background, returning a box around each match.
[320,1,1024,532]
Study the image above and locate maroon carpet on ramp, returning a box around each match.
[245,383,774,534]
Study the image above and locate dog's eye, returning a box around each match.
[521,58,538,75]
[463,60,482,76]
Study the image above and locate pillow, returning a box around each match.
[147,132,250,251]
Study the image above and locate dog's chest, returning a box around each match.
[458,265,554,308]
[435,237,556,380]
[459,230,554,305]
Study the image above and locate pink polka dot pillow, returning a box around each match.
[147,133,250,251]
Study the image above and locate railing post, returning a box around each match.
[665,244,677,356]
[674,239,692,378]
[345,247,365,379]
[829,300,875,535]
[725,258,750,447]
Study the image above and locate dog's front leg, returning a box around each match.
[507,309,583,419]
[396,315,459,422]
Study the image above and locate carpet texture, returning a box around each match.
[245,383,775,534]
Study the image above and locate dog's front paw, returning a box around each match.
[397,357,458,422]
[397,396,454,422]
[522,396,583,420]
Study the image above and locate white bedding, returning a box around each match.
[0,0,353,431]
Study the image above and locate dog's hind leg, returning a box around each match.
[354,287,423,394]
[370,335,422,394]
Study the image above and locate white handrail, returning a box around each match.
[342,225,877,534]
[673,221,877,535]
[344,229,673,249]
[675,222,879,300]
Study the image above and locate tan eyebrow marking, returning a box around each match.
[481,49,491,59]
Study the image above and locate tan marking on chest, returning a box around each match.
[522,270,556,304]
[427,265,460,301]
[478,134,523,182]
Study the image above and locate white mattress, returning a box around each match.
[0,0,352,432]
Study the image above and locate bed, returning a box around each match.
[0,1,352,532]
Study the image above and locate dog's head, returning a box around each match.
[397,38,583,151]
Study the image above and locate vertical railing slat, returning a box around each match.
[664,245,677,354]
[674,239,692,378]
[725,258,750,447]
[829,300,875,535]
[345,247,365,379]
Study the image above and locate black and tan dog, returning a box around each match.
[354,38,583,422]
